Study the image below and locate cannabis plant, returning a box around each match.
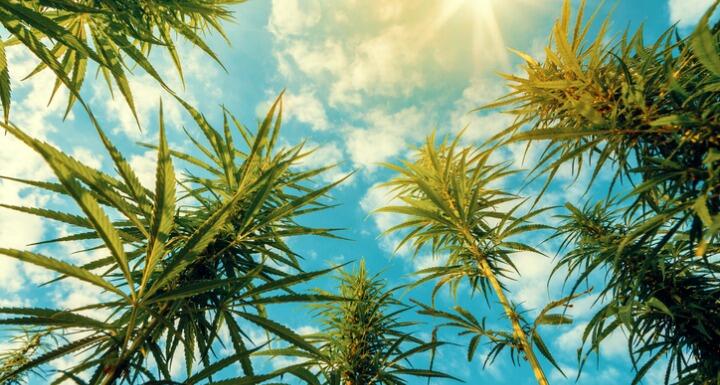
[0,332,52,385]
[0,0,243,122]
[378,134,581,385]
[263,260,452,385]
[486,0,720,383]
[0,95,345,384]
[554,202,719,385]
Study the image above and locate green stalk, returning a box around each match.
[459,231,549,385]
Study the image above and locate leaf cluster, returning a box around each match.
[0,0,242,122]
[486,0,720,383]
[378,133,583,384]
[0,95,345,385]
[298,260,453,385]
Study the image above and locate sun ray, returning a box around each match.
[472,0,510,74]
[414,0,510,72]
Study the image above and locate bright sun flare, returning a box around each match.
[434,0,509,72]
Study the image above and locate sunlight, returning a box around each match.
[422,0,510,72]
[471,0,510,72]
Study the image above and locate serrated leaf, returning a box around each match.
[235,311,319,355]
[0,248,125,298]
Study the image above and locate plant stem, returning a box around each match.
[99,304,167,385]
[462,230,549,385]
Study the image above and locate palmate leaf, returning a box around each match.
[379,133,558,385]
[143,182,246,299]
[483,0,720,382]
[0,94,344,384]
[2,121,148,233]
[691,2,720,76]
[0,0,244,122]
[51,162,135,294]
[0,7,89,120]
[89,26,139,124]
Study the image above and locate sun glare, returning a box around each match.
[430,0,509,73]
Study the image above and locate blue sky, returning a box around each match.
[0,0,715,384]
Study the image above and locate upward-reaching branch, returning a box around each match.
[378,134,560,385]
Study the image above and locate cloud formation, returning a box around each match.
[668,0,714,28]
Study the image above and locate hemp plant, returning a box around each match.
[378,134,582,385]
[0,0,244,122]
[0,95,346,384]
[486,0,720,383]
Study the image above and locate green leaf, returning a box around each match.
[234,311,320,355]
[535,313,573,325]
[287,367,320,385]
[243,266,338,297]
[0,204,92,228]
[144,276,255,305]
[645,297,672,317]
[389,368,459,380]
[90,28,138,125]
[141,102,176,293]
[532,331,565,375]
[0,335,107,383]
[467,334,481,361]
[0,307,114,329]
[0,248,125,298]
[185,351,260,385]
[0,37,9,122]
[146,186,246,298]
[691,3,720,76]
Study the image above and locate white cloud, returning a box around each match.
[449,77,511,142]
[345,106,427,171]
[668,0,714,28]
[556,322,628,359]
[359,182,409,255]
[327,26,426,105]
[294,325,320,336]
[359,183,399,228]
[72,146,103,170]
[556,322,586,355]
[0,46,64,295]
[54,282,110,319]
[268,0,322,37]
[551,365,620,385]
[266,1,560,183]
[297,142,350,184]
[413,254,448,271]
[276,39,348,80]
[269,89,330,132]
[129,149,158,189]
[92,75,184,141]
[269,1,428,106]
[0,257,25,293]
[0,176,49,293]
[506,251,555,310]
[268,1,519,107]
